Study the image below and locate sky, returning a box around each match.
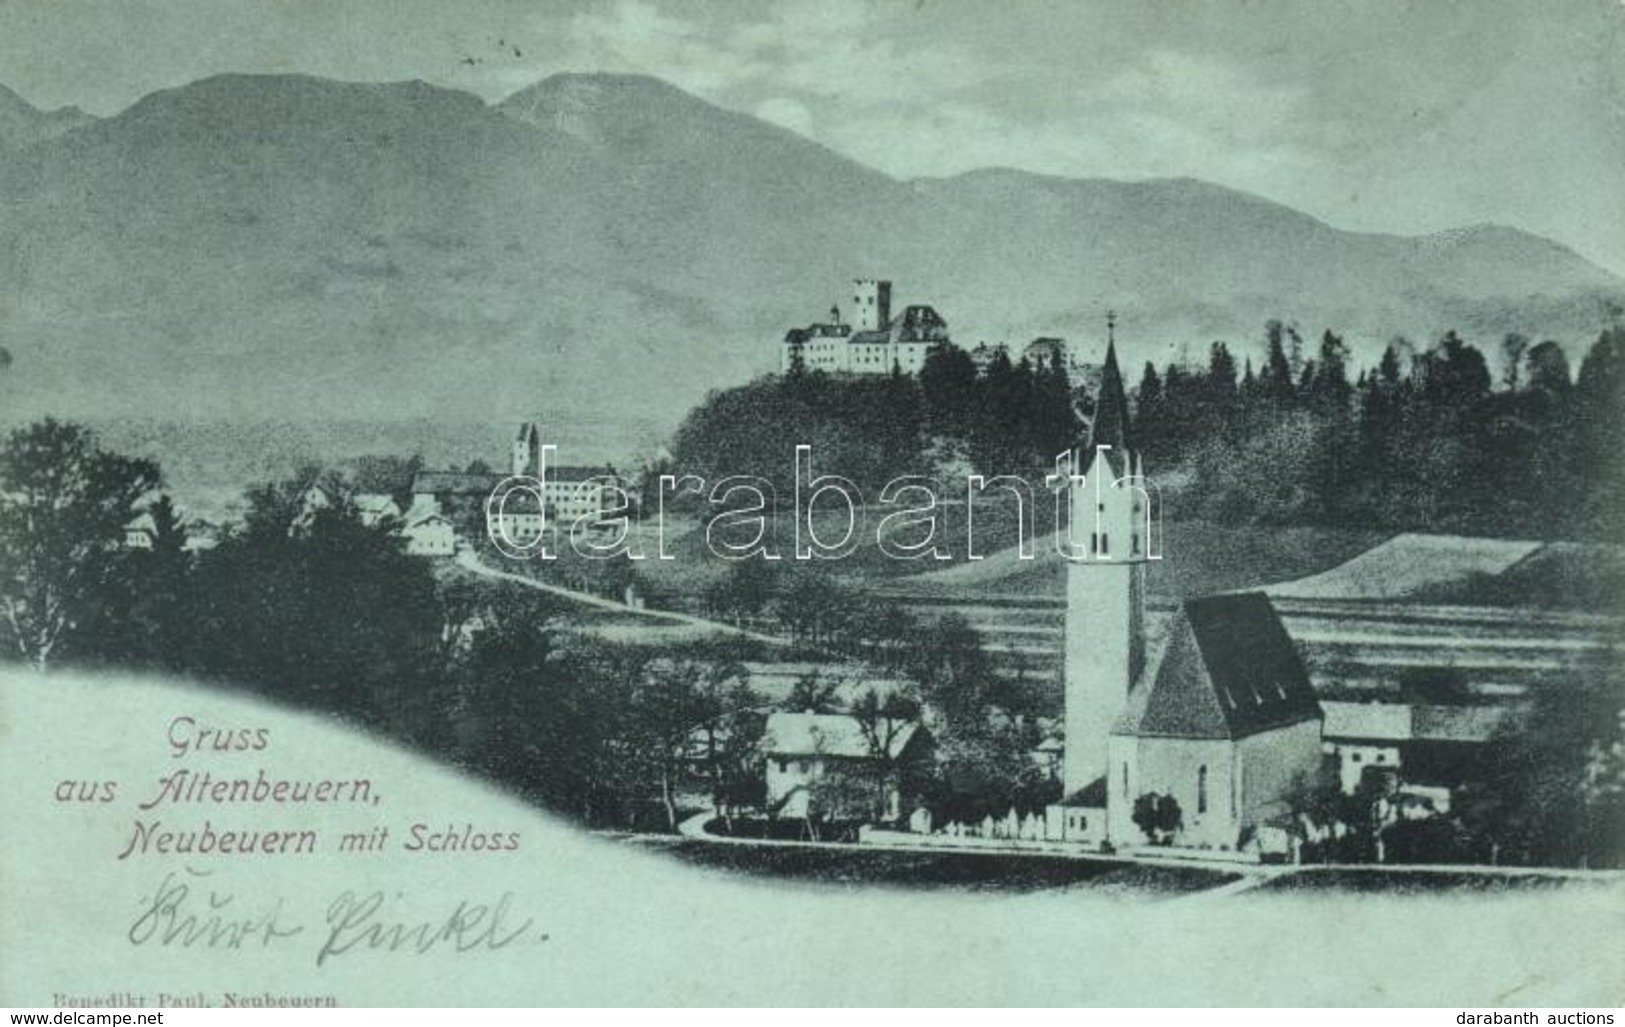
[2,0,1622,275]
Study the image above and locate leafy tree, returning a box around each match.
[1500,332,1530,391]
[772,569,853,648]
[907,613,999,733]
[1570,326,1625,540]
[850,685,925,822]
[1131,792,1183,845]
[918,342,979,439]
[0,420,160,669]
[1525,340,1572,395]
[90,494,191,669]
[1455,650,1624,867]
[786,668,843,714]
[803,762,876,841]
[629,655,754,831]
[925,717,1045,825]
[185,483,442,719]
[1418,331,1492,406]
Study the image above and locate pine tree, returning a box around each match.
[1263,320,1296,404]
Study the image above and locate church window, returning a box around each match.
[1121,762,1129,800]
[1102,532,1109,553]
[1198,765,1208,814]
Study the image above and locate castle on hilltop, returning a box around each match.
[780,279,950,376]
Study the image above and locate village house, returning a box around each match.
[401,501,457,557]
[353,493,402,528]
[761,711,932,821]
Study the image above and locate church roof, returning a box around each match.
[1058,776,1108,808]
[1115,592,1320,741]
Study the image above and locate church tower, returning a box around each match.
[511,421,539,477]
[1062,313,1150,797]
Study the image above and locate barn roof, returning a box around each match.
[1115,592,1320,740]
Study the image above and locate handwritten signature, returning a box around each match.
[129,869,538,967]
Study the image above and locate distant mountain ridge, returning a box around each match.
[0,84,95,150]
[0,71,1618,429]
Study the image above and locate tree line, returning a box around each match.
[1141,322,1625,541]
[671,322,1625,542]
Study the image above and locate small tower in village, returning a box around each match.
[1062,312,1150,797]
[511,421,540,477]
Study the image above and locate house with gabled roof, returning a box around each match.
[1104,592,1323,850]
[762,711,932,821]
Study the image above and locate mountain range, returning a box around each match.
[0,71,1620,434]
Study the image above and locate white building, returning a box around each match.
[123,511,157,550]
[402,508,457,557]
[781,279,947,376]
[353,493,402,528]
[1104,593,1324,851]
[762,712,930,821]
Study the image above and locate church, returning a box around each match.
[1045,322,1323,853]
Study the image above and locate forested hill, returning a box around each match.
[668,324,1625,543]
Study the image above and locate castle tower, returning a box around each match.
[511,421,539,477]
[1062,313,1149,797]
[851,279,892,331]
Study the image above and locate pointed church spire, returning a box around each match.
[1089,310,1133,455]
